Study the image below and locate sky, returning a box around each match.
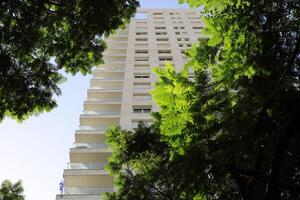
[0,1,189,200]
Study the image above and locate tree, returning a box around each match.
[0,0,139,121]
[104,0,300,199]
[0,180,24,200]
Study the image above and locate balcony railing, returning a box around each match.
[78,126,108,131]
[67,163,107,170]
[95,67,124,71]
[73,143,108,149]
[86,98,122,102]
[92,77,124,81]
[64,187,113,195]
[82,111,120,115]
[90,86,123,90]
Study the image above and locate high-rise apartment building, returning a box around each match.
[56,8,202,200]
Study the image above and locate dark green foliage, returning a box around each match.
[0,180,24,200]
[0,0,139,121]
[105,0,300,199]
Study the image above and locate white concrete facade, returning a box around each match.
[56,8,202,200]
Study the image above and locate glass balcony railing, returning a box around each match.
[95,67,124,71]
[90,86,122,90]
[82,111,120,115]
[64,187,114,195]
[78,126,108,131]
[67,163,107,170]
[72,143,108,149]
[92,77,124,80]
[86,98,122,102]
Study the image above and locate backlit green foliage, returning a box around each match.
[105,0,300,199]
[0,0,139,122]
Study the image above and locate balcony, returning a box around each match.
[82,111,120,115]
[88,86,123,91]
[91,78,123,83]
[93,71,124,79]
[103,52,127,57]
[85,98,122,103]
[107,43,127,49]
[73,143,107,149]
[87,91,122,100]
[94,67,124,72]
[69,151,111,163]
[134,67,150,73]
[64,187,113,195]
[78,126,108,131]
[67,163,107,170]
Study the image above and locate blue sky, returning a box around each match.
[0,1,189,200]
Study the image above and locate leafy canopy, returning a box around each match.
[0,0,139,121]
[105,0,300,199]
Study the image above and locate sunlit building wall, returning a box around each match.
[56,8,202,200]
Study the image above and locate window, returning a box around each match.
[158,49,171,54]
[154,17,164,20]
[159,63,174,68]
[155,26,166,30]
[136,22,147,26]
[133,105,152,113]
[157,43,170,48]
[189,17,200,20]
[175,32,180,35]
[184,38,190,41]
[135,50,148,54]
[136,32,147,35]
[180,26,185,29]
[135,43,148,48]
[136,38,148,42]
[159,56,173,61]
[173,26,179,30]
[156,32,167,35]
[153,12,163,15]
[133,93,152,100]
[134,82,151,89]
[134,64,150,69]
[135,57,149,61]
[187,43,192,47]
[134,73,150,79]
[136,27,147,32]
[156,38,169,42]
[186,12,197,15]
[193,26,203,30]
